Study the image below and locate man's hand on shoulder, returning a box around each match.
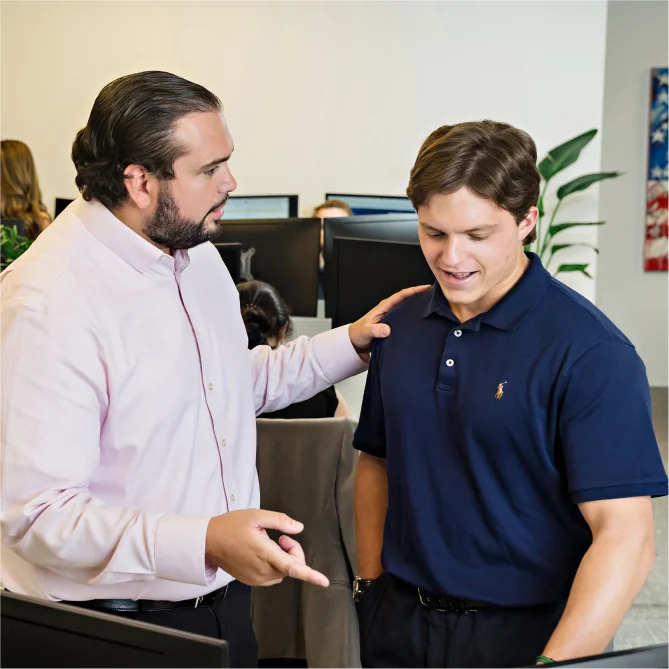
[348,284,431,363]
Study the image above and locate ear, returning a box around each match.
[123,164,159,211]
[518,206,538,242]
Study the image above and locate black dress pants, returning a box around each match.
[358,573,566,668]
[72,581,258,668]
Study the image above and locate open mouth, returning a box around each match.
[442,270,477,285]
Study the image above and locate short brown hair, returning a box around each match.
[406,121,540,245]
[312,199,353,217]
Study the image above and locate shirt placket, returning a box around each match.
[173,253,237,512]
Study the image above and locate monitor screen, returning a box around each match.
[1,591,228,668]
[325,193,415,216]
[55,198,74,217]
[213,217,320,317]
[222,195,298,220]
[323,214,419,318]
[331,237,433,328]
[214,243,242,284]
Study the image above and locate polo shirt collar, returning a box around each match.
[72,196,186,275]
[421,252,551,331]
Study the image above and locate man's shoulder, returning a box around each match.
[1,216,96,318]
[382,284,435,328]
[540,277,632,348]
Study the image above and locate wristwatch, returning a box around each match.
[352,576,375,602]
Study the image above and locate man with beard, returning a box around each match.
[0,71,425,668]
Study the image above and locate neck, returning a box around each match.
[111,204,171,256]
[450,251,530,323]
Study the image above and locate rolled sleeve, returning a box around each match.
[559,340,668,503]
[154,514,217,586]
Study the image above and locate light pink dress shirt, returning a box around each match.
[0,197,365,602]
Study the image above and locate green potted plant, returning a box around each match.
[529,129,622,279]
[1,223,33,270]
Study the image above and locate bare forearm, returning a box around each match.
[354,452,388,579]
[542,531,655,661]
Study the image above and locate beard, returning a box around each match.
[145,184,227,250]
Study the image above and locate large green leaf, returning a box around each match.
[551,243,599,256]
[537,195,545,218]
[547,221,605,239]
[538,129,597,181]
[556,172,622,200]
[555,263,592,278]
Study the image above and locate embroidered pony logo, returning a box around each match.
[495,381,507,400]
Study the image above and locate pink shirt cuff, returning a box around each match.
[312,325,367,384]
[154,514,217,586]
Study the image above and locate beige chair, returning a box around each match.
[252,417,360,668]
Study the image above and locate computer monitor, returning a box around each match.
[223,195,298,219]
[533,644,668,668]
[1,591,228,668]
[331,237,433,328]
[55,197,74,217]
[325,193,415,216]
[323,213,419,318]
[214,217,320,317]
[214,242,242,284]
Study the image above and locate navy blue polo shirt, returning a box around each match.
[353,253,668,607]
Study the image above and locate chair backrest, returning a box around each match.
[252,417,361,668]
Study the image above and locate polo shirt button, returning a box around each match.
[231,494,236,503]
[446,359,455,367]
[454,330,462,337]
[208,383,214,390]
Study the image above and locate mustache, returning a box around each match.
[208,195,229,217]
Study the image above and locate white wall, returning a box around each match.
[2,0,608,311]
[597,0,668,387]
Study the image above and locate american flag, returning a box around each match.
[645,67,668,272]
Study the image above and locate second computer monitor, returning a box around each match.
[331,237,434,328]
[214,217,320,317]
[223,195,298,219]
[325,193,415,216]
[323,214,419,318]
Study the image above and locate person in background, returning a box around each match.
[353,120,667,667]
[238,280,350,419]
[1,139,52,240]
[312,199,353,300]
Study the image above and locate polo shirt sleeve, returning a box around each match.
[559,340,668,504]
[353,340,387,458]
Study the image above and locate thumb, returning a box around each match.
[368,323,391,338]
[254,510,304,535]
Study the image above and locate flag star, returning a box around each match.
[657,73,669,87]
[652,166,664,178]
[658,90,669,104]
[652,128,665,143]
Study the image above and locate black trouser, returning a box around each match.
[69,581,257,668]
[358,573,566,668]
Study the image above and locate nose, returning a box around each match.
[218,163,237,195]
[440,237,464,268]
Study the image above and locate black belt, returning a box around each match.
[418,588,491,613]
[62,584,229,613]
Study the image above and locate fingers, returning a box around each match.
[380,284,431,310]
[266,541,329,587]
[254,510,304,535]
[278,535,306,561]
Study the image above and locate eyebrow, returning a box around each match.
[200,152,233,171]
[419,222,498,234]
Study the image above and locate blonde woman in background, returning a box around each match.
[1,140,52,240]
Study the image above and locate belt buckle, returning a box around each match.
[418,588,448,612]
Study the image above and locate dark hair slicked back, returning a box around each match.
[407,120,540,245]
[72,71,221,209]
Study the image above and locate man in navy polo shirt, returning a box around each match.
[352,120,668,668]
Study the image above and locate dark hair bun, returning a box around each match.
[241,304,270,348]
